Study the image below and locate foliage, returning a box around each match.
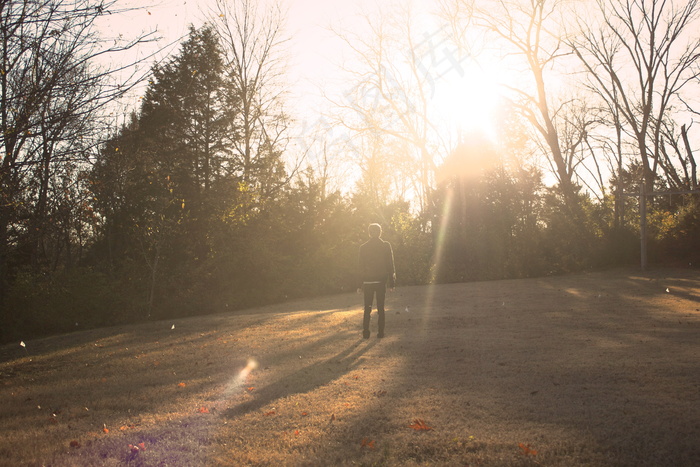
[656,198,700,266]
[2,267,139,342]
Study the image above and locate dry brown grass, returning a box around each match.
[1,268,699,466]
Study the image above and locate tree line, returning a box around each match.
[1,0,699,343]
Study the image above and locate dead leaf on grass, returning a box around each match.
[518,442,538,456]
[178,382,186,387]
[263,410,276,416]
[361,438,376,449]
[198,406,210,413]
[408,419,432,431]
[69,440,80,448]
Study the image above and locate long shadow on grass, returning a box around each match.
[347,270,700,466]
[224,338,377,419]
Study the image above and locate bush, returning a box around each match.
[1,267,145,344]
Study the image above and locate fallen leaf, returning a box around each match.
[408,419,432,431]
[178,382,186,387]
[69,440,80,448]
[518,442,538,456]
[294,430,300,436]
[198,406,210,413]
[103,424,109,434]
[361,438,376,449]
[247,387,255,392]
[263,410,276,416]
[301,411,308,416]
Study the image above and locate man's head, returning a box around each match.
[368,223,382,238]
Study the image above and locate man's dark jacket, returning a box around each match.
[359,237,396,288]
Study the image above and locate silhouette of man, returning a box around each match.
[358,223,396,339]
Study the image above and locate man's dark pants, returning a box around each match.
[363,282,386,338]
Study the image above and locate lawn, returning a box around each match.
[1,268,699,466]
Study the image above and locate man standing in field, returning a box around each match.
[358,223,396,339]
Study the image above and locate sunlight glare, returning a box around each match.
[432,61,503,141]
[223,358,258,397]
[240,358,258,379]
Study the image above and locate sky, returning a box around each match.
[98,0,371,112]
[98,0,484,116]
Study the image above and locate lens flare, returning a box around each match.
[430,187,455,284]
[223,358,258,397]
[239,358,258,380]
[422,187,455,335]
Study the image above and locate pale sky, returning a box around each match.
[99,0,372,112]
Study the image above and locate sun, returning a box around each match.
[431,59,504,141]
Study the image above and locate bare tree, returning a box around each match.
[569,0,700,192]
[211,0,292,200]
[443,0,584,209]
[0,0,157,304]
[658,119,698,189]
[331,4,450,214]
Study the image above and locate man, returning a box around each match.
[358,223,396,339]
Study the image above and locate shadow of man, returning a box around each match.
[224,338,377,419]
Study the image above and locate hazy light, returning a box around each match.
[239,358,258,380]
[223,358,258,397]
[431,61,503,142]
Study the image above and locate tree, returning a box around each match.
[443,0,585,207]
[332,4,445,215]
[211,0,291,203]
[569,0,700,192]
[91,25,233,315]
[432,132,546,281]
[0,0,156,311]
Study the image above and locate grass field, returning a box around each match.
[1,268,699,466]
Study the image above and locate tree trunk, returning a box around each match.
[681,124,697,190]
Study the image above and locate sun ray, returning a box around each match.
[421,185,456,335]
